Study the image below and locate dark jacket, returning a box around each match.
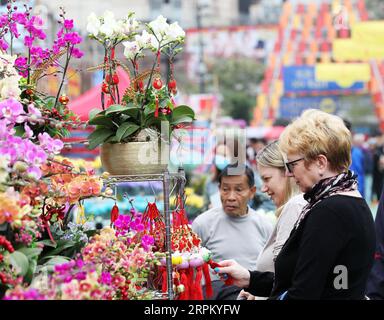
[247,195,376,299]
[366,191,384,299]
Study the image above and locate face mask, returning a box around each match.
[215,155,230,170]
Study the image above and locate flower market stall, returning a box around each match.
[0,2,218,300]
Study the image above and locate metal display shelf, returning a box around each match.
[103,168,186,300]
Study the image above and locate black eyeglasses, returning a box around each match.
[285,157,304,173]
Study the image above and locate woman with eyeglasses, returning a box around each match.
[215,109,376,300]
[237,140,306,300]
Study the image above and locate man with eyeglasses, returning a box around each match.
[192,163,273,300]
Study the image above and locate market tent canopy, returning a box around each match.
[67,67,130,121]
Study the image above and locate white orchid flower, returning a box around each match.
[116,17,139,37]
[99,24,115,38]
[1,77,21,99]
[123,41,140,60]
[148,15,169,38]
[86,13,101,37]
[166,22,185,42]
[130,19,139,31]
[135,30,156,49]
[100,11,118,38]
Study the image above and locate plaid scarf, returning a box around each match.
[294,170,358,229]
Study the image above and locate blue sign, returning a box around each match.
[279,95,373,119]
[283,66,366,94]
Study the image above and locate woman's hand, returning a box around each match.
[237,289,256,300]
[214,259,251,288]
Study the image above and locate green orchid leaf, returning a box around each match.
[105,104,132,115]
[171,105,195,120]
[37,240,57,248]
[42,240,76,258]
[144,114,168,128]
[24,259,37,283]
[116,122,140,142]
[170,115,194,126]
[9,251,29,276]
[88,115,115,128]
[89,108,104,121]
[17,247,43,259]
[144,104,156,117]
[87,128,114,150]
[104,135,119,143]
[121,105,140,118]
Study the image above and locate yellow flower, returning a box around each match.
[184,187,193,196]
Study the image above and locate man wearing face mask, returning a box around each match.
[203,145,232,210]
[192,164,273,300]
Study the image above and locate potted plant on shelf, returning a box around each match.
[86,12,195,175]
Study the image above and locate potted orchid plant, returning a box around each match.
[86,12,195,175]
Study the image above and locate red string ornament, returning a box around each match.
[110,202,119,227]
[162,195,214,300]
[142,202,165,250]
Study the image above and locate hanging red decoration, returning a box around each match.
[59,94,69,105]
[142,202,165,250]
[153,78,163,90]
[155,96,159,118]
[110,203,119,227]
[101,82,110,94]
[168,79,177,94]
[156,194,214,300]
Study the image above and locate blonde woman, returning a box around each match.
[215,110,376,300]
[238,141,306,300]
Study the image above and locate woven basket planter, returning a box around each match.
[100,140,169,175]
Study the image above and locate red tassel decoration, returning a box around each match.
[142,202,165,250]
[161,267,167,294]
[110,203,119,227]
[178,270,189,300]
[202,262,213,298]
[192,266,203,300]
[186,267,194,298]
[111,47,115,60]
[155,96,159,118]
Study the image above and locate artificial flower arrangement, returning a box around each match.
[85,12,195,149]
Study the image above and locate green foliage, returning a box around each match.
[87,101,195,149]
[9,251,29,276]
[211,58,265,124]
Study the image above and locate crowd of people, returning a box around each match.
[193,109,384,300]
